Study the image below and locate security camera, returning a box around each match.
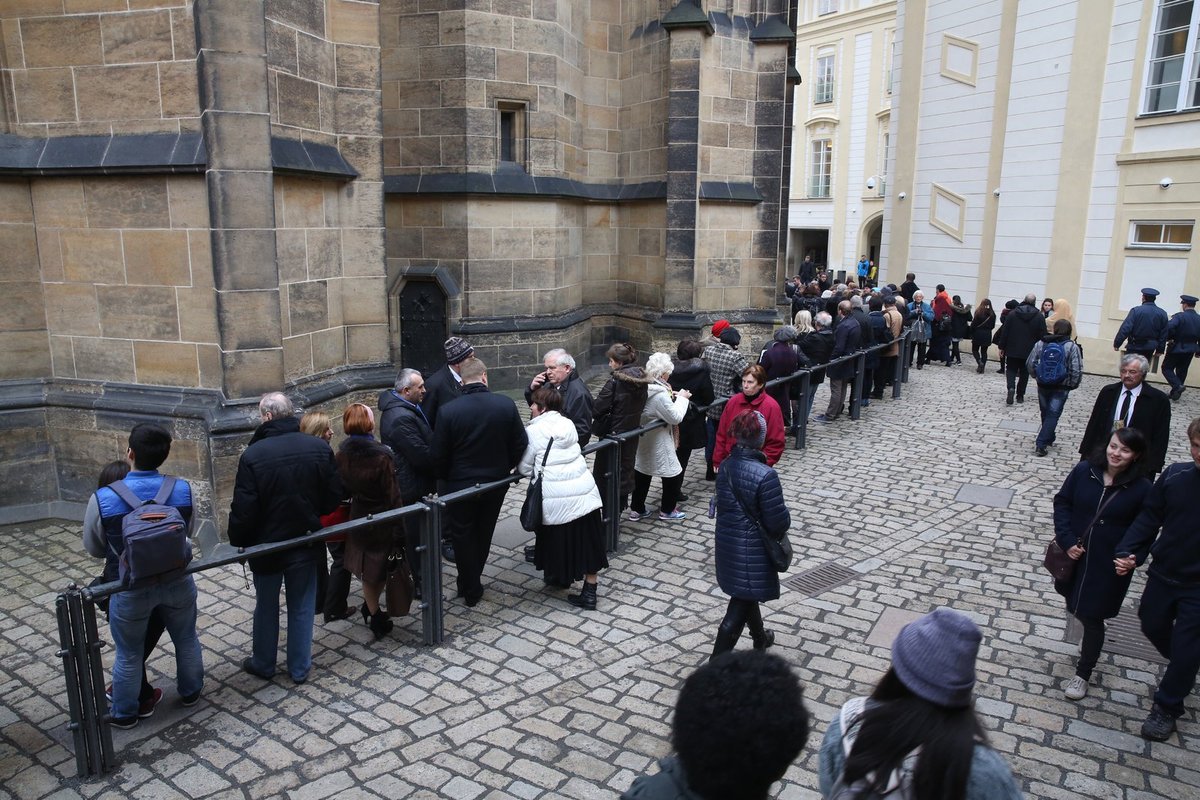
[993,188,1001,197]
[866,178,876,190]
[898,191,907,200]
[1160,177,1173,189]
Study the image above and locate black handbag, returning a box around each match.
[720,471,793,572]
[385,551,414,618]
[519,438,554,532]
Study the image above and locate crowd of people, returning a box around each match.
[78,276,1200,792]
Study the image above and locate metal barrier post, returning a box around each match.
[893,336,905,399]
[417,498,445,646]
[901,331,912,384]
[849,353,865,421]
[79,595,114,774]
[793,371,811,450]
[56,590,90,777]
[600,438,622,553]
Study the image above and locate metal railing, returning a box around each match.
[56,327,913,776]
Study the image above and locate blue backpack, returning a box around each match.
[1036,341,1069,386]
[108,477,192,587]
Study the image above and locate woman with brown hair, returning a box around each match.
[591,343,651,513]
[712,365,786,471]
[300,411,356,625]
[968,298,996,373]
[335,403,403,640]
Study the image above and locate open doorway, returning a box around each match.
[787,228,829,278]
[861,214,883,280]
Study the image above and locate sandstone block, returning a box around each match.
[346,323,389,363]
[215,288,283,350]
[335,44,379,89]
[0,330,49,379]
[134,340,200,387]
[102,9,174,64]
[209,171,276,229]
[171,6,198,59]
[160,61,202,118]
[60,229,124,284]
[328,0,378,46]
[277,73,322,129]
[311,326,345,371]
[267,19,299,73]
[83,176,171,229]
[0,280,45,332]
[12,68,76,124]
[176,286,220,344]
[44,283,101,336]
[98,285,180,339]
[283,332,314,379]
[210,228,280,290]
[276,229,308,283]
[305,228,342,278]
[297,32,335,84]
[334,88,382,136]
[72,335,135,382]
[340,227,385,277]
[167,177,210,229]
[266,0,326,38]
[195,0,271,56]
[22,15,102,68]
[221,346,286,398]
[124,229,192,286]
[202,112,273,171]
[197,343,222,388]
[188,231,215,288]
[199,51,271,114]
[75,64,162,121]
[287,279,329,334]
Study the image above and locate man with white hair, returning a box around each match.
[228,392,342,684]
[1078,354,1171,476]
[525,348,595,445]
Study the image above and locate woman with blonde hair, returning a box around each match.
[629,352,692,521]
[1046,298,1075,335]
[335,403,403,640]
[299,411,333,443]
[300,410,356,625]
[793,308,815,335]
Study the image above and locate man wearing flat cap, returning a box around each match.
[1114,288,1169,361]
[1162,294,1200,401]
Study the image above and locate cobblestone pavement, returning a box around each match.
[1,362,1198,799]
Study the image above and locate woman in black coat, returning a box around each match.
[1052,427,1152,700]
[669,339,715,488]
[968,298,996,373]
[711,409,791,659]
[949,295,972,365]
[591,343,651,511]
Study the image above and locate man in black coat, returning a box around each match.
[431,358,529,606]
[816,301,861,423]
[379,367,435,588]
[228,392,342,684]
[798,311,835,421]
[420,336,474,430]
[996,292,1045,405]
[524,349,594,445]
[1078,354,1171,475]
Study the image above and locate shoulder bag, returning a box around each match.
[519,437,554,532]
[1043,485,1120,584]
[721,470,793,572]
[385,550,414,617]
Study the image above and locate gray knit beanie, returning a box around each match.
[891,607,981,708]
[774,325,797,343]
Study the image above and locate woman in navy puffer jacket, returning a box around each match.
[711,409,792,659]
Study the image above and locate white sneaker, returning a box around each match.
[626,510,644,522]
[1063,675,1088,700]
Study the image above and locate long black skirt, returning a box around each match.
[535,508,609,582]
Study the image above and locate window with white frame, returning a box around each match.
[818,0,839,15]
[809,138,832,198]
[876,127,889,197]
[885,29,895,95]
[1130,220,1194,249]
[1143,0,1200,114]
[814,49,835,105]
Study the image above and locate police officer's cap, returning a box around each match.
[1140,287,1160,298]
[1181,294,1198,305]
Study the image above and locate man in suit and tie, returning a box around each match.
[1079,354,1171,476]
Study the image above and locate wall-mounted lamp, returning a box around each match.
[1160,177,1173,189]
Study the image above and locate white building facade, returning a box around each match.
[788,0,898,281]
[884,0,1200,363]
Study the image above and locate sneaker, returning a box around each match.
[658,509,686,520]
[180,690,201,707]
[1035,447,1048,457]
[110,715,138,730]
[137,687,164,718]
[627,510,645,522]
[1063,675,1088,700]
[814,414,835,423]
[1141,704,1177,741]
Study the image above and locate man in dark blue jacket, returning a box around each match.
[379,367,435,589]
[1115,417,1200,741]
[1163,294,1200,401]
[815,301,861,423]
[228,393,342,684]
[83,423,202,729]
[1114,287,1169,361]
[431,358,528,606]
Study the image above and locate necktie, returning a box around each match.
[1118,389,1132,426]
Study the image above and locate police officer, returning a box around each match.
[1114,287,1169,361]
[1163,294,1200,402]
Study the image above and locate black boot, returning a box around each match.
[710,621,741,661]
[752,629,775,650]
[369,609,393,641]
[705,463,716,481]
[567,580,597,611]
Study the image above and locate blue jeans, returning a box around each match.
[250,560,317,682]
[1036,387,1068,449]
[108,577,203,720]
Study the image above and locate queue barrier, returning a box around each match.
[56,327,912,776]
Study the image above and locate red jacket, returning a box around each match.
[933,291,952,320]
[713,390,786,470]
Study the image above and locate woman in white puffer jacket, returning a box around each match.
[629,352,693,522]
[518,387,609,611]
